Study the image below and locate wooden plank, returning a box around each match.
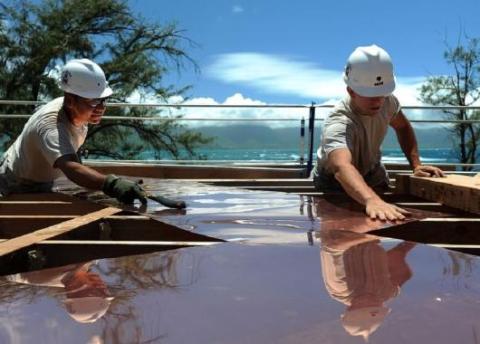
[86,163,304,179]
[0,239,223,247]
[0,207,121,257]
[403,175,480,214]
[0,192,105,216]
[0,215,149,219]
[201,179,313,187]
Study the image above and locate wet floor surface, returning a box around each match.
[1,179,480,343]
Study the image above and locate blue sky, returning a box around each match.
[15,1,472,148]
[128,0,480,110]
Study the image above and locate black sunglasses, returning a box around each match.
[76,96,108,108]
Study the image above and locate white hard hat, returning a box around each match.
[64,296,113,323]
[59,58,113,99]
[343,45,395,97]
[341,306,390,341]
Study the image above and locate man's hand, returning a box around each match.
[413,165,445,178]
[365,198,410,221]
[102,175,147,205]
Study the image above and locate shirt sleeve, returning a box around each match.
[388,94,402,120]
[37,121,77,167]
[322,120,355,156]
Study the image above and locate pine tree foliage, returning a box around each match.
[419,34,480,170]
[0,0,212,159]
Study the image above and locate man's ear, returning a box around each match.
[63,93,76,110]
[346,86,355,98]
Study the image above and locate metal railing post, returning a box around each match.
[306,103,316,177]
[299,117,305,166]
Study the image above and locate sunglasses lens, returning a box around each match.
[87,98,106,107]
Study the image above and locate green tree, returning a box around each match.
[419,35,480,170]
[0,0,212,159]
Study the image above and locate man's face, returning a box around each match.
[348,88,386,116]
[69,96,108,125]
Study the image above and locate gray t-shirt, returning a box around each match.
[312,94,400,189]
[0,97,88,194]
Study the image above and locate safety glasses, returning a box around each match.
[76,96,108,108]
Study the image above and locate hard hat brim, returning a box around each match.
[349,80,395,98]
[98,86,113,98]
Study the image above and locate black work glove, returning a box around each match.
[102,175,147,205]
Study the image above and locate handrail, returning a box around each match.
[2,99,479,172]
[2,99,480,110]
[1,115,480,124]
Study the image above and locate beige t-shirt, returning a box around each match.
[313,94,401,187]
[0,97,88,193]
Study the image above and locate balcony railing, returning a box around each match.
[1,99,479,174]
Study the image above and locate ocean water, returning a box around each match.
[189,147,459,163]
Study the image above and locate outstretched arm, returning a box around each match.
[54,154,106,190]
[328,148,409,221]
[390,110,444,177]
[54,155,146,204]
[54,155,184,208]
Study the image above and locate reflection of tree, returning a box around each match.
[100,249,200,290]
[438,250,477,296]
[0,248,202,343]
[97,249,202,343]
[0,280,47,305]
[101,304,166,344]
[442,251,476,277]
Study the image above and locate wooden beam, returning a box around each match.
[430,243,480,249]
[0,239,223,247]
[86,162,304,179]
[397,175,480,214]
[0,215,149,219]
[0,207,121,256]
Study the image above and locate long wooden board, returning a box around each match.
[0,206,121,257]
[396,174,480,214]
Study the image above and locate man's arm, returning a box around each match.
[53,154,147,204]
[54,154,106,190]
[328,148,409,221]
[390,110,444,177]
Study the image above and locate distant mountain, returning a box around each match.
[196,124,453,150]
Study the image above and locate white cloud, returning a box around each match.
[164,93,311,128]
[125,53,478,128]
[232,5,244,13]
[206,53,345,100]
[205,53,447,121]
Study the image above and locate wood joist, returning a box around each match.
[0,193,223,276]
[395,174,480,215]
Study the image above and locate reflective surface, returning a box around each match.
[1,179,478,343]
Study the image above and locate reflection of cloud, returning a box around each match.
[0,306,25,343]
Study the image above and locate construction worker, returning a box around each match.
[312,45,444,221]
[0,58,184,207]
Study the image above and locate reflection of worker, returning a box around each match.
[5,262,112,323]
[319,229,415,341]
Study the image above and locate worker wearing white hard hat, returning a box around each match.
[312,45,444,221]
[0,58,162,205]
[318,228,415,341]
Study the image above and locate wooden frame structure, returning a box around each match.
[0,192,223,275]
